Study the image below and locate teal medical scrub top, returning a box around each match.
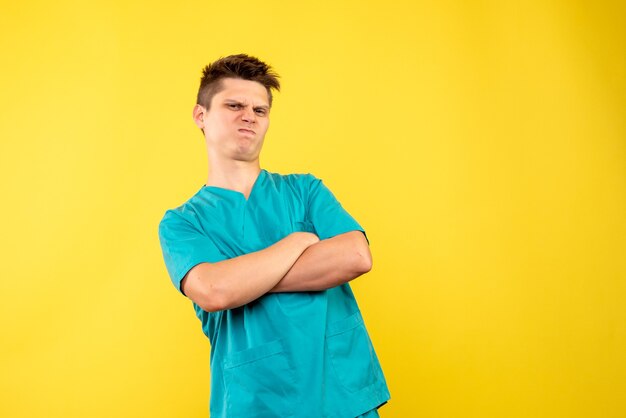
[158,169,390,418]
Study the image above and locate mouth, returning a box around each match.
[238,128,255,135]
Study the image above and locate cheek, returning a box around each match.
[207,116,230,135]
[260,120,270,134]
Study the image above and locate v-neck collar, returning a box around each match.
[201,169,266,202]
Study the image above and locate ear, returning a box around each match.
[192,104,206,129]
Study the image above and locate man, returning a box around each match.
[158,54,390,417]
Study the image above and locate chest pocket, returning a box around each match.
[249,183,315,245]
[222,338,297,417]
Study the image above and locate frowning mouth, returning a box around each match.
[238,128,255,135]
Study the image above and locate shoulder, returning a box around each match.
[262,171,325,204]
[159,207,184,230]
[263,170,320,188]
[263,169,317,182]
[158,187,207,235]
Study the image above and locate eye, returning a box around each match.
[227,103,242,110]
[254,108,267,116]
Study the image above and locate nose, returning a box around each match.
[241,108,256,123]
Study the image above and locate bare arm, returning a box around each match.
[268,230,372,293]
[181,232,319,312]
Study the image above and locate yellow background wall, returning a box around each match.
[1,1,624,417]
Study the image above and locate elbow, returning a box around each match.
[196,281,232,312]
[352,242,373,275]
[197,293,228,313]
[185,265,231,312]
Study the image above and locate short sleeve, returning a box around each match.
[158,210,228,295]
[305,174,368,243]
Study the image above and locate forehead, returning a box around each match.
[213,78,270,105]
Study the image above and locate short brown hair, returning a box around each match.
[196,54,281,110]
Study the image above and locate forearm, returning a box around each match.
[268,231,372,293]
[185,232,318,311]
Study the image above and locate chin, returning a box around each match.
[232,151,260,162]
[234,146,262,160]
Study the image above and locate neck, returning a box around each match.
[206,159,262,198]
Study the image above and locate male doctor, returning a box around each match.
[158,53,390,417]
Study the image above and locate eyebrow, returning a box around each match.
[224,99,270,110]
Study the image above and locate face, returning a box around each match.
[194,78,271,164]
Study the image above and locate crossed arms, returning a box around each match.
[181,231,372,312]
